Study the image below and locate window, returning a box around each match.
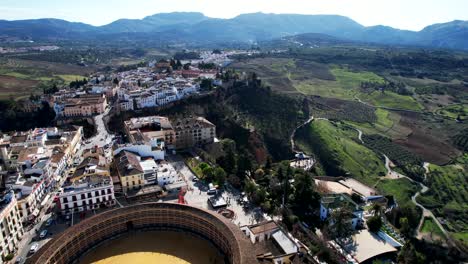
[81,194,86,199]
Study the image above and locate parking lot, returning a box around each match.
[168,154,266,227]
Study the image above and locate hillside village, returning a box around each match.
[0,50,441,264]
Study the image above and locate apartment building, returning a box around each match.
[113,151,148,192]
[62,94,107,117]
[58,175,115,215]
[123,115,216,150]
[0,126,82,222]
[113,150,180,193]
[0,191,24,260]
[172,117,216,149]
[124,116,176,149]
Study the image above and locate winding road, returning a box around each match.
[291,115,455,246]
[290,115,315,154]
[351,127,454,244]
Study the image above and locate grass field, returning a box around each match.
[376,178,420,206]
[359,90,423,111]
[294,67,385,100]
[346,108,406,138]
[233,59,423,111]
[417,154,468,244]
[296,120,385,185]
[420,217,445,238]
[437,104,468,121]
[55,74,86,83]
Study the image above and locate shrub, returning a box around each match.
[367,216,383,232]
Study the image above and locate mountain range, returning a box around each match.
[0,12,467,50]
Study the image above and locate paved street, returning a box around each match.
[14,107,115,263]
[81,107,114,151]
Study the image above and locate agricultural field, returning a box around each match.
[309,97,377,123]
[436,104,468,121]
[417,154,468,245]
[295,119,386,185]
[232,57,423,111]
[400,113,464,164]
[345,108,408,138]
[358,90,423,111]
[362,134,425,182]
[0,75,40,100]
[0,58,91,100]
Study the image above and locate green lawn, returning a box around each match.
[295,120,385,185]
[420,217,445,238]
[376,178,420,206]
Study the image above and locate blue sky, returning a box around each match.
[0,0,467,31]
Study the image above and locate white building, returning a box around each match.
[0,191,24,261]
[58,175,115,215]
[320,193,364,229]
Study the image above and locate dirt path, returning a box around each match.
[290,115,315,154]
[350,125,453,243]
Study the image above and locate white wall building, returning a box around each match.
[58,176,115,215]
[0,191,24,261]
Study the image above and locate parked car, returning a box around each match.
[29,243,39,254]
[15,257,23,264]
[39,230,48,239]
[45,218,53,227]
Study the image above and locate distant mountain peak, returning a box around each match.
[0,12,467,50]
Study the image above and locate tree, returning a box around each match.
[367,215,383,232]
[200,79,213,90]
[291,173,320,223]
[328,208,354,239]
[254,168,265,179]
[399,217,411,237]
[214,167,227,186]
[137,79,141,87]
[398,243,426,264]
[113,78,119,85]
[371,203,383,216]
[218,147,236,174]
[183,63,191,70]
[201,166,214,180]
[244,180,257,196]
